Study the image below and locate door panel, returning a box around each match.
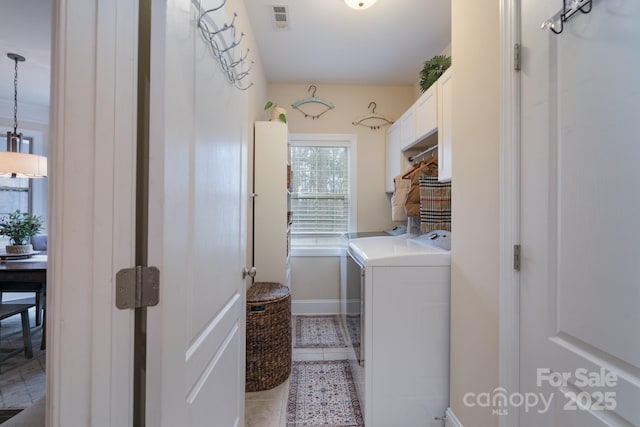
[146,0,247,425]
[520,1,640,425]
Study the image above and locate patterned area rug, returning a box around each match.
[286,360,364,427]
[0,307,46,409]
[294,315,347,348]
[345,315,360,348]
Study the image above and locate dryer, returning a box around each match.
[346,231,451,427]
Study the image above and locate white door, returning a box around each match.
[520,1,640,425]
[145,0,248,426]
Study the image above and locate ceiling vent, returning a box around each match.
[271,5,289,30]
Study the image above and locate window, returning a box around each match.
[0,136,33,217]
[289,134,357,248]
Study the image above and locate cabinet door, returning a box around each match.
[437,68,453,182]
[399,108,416,149]
[385,122,402,193]
[254,121,289,284]
[415,86,437,142]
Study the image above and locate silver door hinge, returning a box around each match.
[513,244,521,271]
[514,43,521,71]
[116,266,160,309]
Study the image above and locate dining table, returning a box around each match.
[0,254,47,350]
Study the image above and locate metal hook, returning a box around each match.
[198,0,228,29]
[234,80,254,91]
[308,85,317,97]
[219,32,244,54]
[229,48,250,69]
[205,13,237,37]
[234,60,254,81]
[541,0,592,35]
[368,102,377,113]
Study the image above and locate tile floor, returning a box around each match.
[244,316,354,427]
[0,306,45,410]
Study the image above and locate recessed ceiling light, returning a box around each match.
[344,0,377,10]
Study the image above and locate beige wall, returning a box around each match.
[269,83,414,232]
[234,0,267,269]
[449,0,500,426]
[289,256,340,300]
[267,84,414,303]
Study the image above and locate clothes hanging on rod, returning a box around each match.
[391,173,410,221]
[403,157,438,217]
[419,175,451,232]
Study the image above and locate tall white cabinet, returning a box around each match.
[253,121,291,286]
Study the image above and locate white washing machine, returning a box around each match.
[345,231,451,427]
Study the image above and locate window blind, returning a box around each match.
[289,145,349,235]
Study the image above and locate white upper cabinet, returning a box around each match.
[385,69,453,190]
[414,85,438,143]
[399,107,416,149]
[437,68,453,182]
[385,121,402,193]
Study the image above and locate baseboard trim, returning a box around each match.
[445,408,463,427]
[291,299,340,315]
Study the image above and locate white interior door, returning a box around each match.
[520,1,640,425]
[145,0,248,426]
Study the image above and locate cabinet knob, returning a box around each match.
[249,193,258,198]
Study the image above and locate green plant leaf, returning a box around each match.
[264,101,274,110]
[419,55,451,93]
[0,210,44,246]
[279,113,287,124]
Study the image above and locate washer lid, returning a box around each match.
[348,236,450,267]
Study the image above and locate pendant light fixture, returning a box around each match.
[344,0,377,10]
[0,53,47,178]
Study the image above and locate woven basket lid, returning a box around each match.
[247,282,290,303]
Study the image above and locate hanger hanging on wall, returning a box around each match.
[291,85,335,119]
[352,102,395,130]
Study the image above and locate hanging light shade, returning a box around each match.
[344,0,377,10]
[0,53,47,178]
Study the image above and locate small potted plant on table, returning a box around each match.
[0,210,44,254]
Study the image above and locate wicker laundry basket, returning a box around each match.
[246,282,291,392]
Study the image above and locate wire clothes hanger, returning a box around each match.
[352,102,395,130]
[291,85,335,119]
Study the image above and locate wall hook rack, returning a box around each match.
[541,0,592,35]
[197,0,253,90]
[352,101,395,130]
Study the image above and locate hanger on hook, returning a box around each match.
[291,85,335,119]
[352,101,395,130]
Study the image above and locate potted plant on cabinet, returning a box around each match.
[264,101,287,123]
[419,55,451,92]
[0,210,44,254]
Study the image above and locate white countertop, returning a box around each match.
[348,236,450,267]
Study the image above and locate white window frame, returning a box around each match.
[288,133,357,256]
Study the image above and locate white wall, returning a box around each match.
[449,0,500,426]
